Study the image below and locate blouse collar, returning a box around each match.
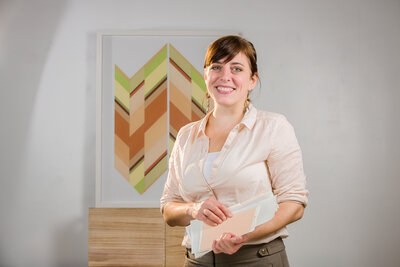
[196,103,257,137]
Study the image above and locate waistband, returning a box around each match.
[186,237,285,264]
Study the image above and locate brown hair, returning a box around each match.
[204,35,258,78]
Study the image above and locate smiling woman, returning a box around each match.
[160,35,309,267]
[204,52,257,111]
[203,36,258,113]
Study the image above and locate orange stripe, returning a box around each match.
[170,102,191,133]
[130,80,144,96]
[144,88,167,132]
[115,110,129,142]
[129,125,145,159]
[192,110,201,121]
[145,77,167,100]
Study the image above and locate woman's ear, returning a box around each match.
[249,73,258,91]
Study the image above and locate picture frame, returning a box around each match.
[96,30,238,207]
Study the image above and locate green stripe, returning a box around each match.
[135,155,167,194]
[130,66,145,93]
[144,74,167,98]
[115,97,129,112]
[145,156,167,187]
[115,66,130,92]
[192,97,206,113]
[145,46,167,77]
[134,178,146,194]
[191,68,206,92]
[170,45,191,77]
[130,158,144,173]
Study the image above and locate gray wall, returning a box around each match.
[0,0,399,266]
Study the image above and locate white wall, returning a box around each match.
[0,0,399,266]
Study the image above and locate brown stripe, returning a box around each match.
[145,79,167,108]
[169,127,178,141]
[115,109,129,142]
[130,155,144,172]
[169,132,176,141]
[170,59,191,81]
[192,99,206,114]
[144,89,167,132]
[145,76,167,100]
[170,102,191,133]
[128,125,145,159]
[115,101,130,122]
[115,99,129,115]
[145,151,167,175]
[129,148,144,167]
[130,80,144,96]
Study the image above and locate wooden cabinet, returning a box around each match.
[89,208,185,266]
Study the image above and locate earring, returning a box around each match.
[205,92,211,112]
[244,91,250,112]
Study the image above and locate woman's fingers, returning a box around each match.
[213,233,243,255]
[202,198,232,224]
[195,198,232,226]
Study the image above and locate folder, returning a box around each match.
[186,191,278,258]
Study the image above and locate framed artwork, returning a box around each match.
[96,30,238,207]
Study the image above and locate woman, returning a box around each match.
[160,35,308,266]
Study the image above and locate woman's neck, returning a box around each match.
[208,104,245,131]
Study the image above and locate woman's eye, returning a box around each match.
[211,65,221,70]
[233,67,242,72]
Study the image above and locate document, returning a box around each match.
[186,191,278,258]
[200,206,258,251]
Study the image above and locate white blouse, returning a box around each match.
[203,152,220,182]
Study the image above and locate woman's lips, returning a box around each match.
[216,86,234,94]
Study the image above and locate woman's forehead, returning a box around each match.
[214,52,250,66]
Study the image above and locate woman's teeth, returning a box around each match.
[217,87,234,92]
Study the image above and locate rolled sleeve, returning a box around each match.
[160,131,185,214]
[266,116,309,207]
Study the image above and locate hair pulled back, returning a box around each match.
[204,35,258,78]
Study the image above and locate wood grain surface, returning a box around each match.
[89,208,185,267]
[165,224,185,267]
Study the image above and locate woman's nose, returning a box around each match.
[219,66,231,81]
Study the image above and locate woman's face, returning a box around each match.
[204,52,257,110]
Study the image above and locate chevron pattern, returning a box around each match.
[169,44,207,152]
[114,44,206,194]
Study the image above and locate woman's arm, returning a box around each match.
[212,201,304,254]
[243,201,304,242]
[213,116,308,254]
[163,198,232,227]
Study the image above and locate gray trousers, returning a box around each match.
[184,237,289,267]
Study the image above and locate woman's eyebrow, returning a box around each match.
[230,62,244,66]
[213,61,244,66]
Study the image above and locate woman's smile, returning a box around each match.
[215,86,235,94]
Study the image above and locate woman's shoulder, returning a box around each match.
[254,108,288,126]
[175,119,203,141]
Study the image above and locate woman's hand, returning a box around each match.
[212,232,247,255]
[190,197,232,226]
